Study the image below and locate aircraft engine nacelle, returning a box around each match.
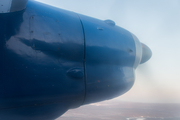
[79,16,141,104]
[0,0,152,120]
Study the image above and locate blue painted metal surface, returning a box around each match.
[79,14,136,105]
[0,0,152,120]
[0,1,85,119]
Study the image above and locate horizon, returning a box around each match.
[59,100,180,120]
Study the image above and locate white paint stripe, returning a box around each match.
[131,33,142,69]
[0,0,13,13]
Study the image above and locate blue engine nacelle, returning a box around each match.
[80,15,139,104]
[0,1,152,120]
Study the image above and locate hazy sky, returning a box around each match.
[35,0,180,103]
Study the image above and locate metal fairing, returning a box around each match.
[79,15,136,105]
[0,0,137,120]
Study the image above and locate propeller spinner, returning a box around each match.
[140,43,152,64]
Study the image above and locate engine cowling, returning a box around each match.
[79,16,139,104]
